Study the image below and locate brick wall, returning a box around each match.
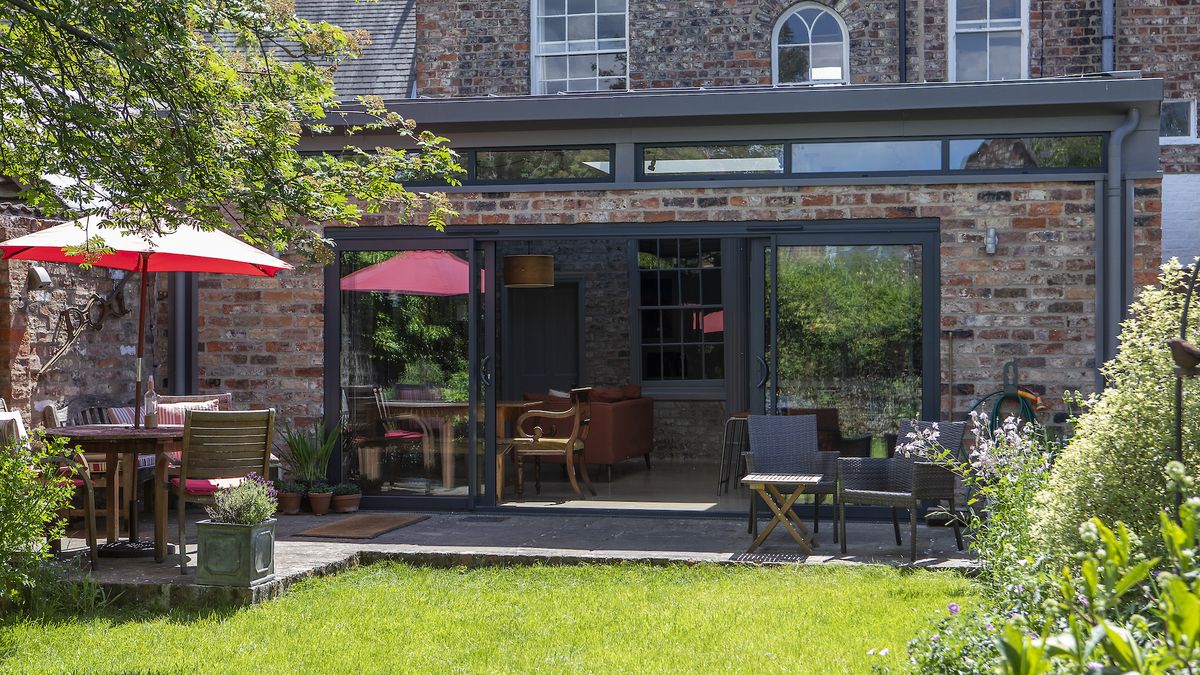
[0,209,170,425]
[1117,0,1200,173]
[415,0,903,97]
[196,261,323,426]
[196,179,1161,462]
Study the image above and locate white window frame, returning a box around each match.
[948,0,1030,82]
[1161,99,1199,145]
[771,3,851,86]
[529,0,630,95]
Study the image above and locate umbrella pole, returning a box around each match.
[133,255,149,429]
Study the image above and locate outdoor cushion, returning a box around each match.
[105,406,136,425]
[158,399,220,425]
[169,476,244,495]
[384,429,423,440]
[85,453,160,473]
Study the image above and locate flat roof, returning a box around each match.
[324,75,1164,131]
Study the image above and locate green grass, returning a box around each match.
[1,563,977,673]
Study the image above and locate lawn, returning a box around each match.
[0,562,977,673]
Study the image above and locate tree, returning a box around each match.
[0,0,464,262]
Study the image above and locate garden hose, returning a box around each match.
[964,361,1044,431]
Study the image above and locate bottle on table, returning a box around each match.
[143,375,159,428]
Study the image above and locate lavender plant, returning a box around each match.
[205,473,278,526]
[898,411,1057,605]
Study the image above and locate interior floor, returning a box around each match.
[498,460,754,513]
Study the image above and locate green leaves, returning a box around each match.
[0,0,464,262]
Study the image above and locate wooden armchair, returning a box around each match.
[42,404,122,541]
[498,387,595,499]
[159,409,275,574]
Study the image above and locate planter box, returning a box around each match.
[196,519,276,587]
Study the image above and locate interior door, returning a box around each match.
[751,229,939,450]
[505,283,581,398]
[330,237,489,509]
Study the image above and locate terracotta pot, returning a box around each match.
[307,491,333,516]
[331,493,361,513]
[277,492,302,515]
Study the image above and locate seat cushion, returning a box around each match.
[169,476,245,495]
[384,429,423,440]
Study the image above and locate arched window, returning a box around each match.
[773,4,849,85]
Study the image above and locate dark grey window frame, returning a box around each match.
[634,133,1107,182]
[628,237,732,400]
[412,144,618,187]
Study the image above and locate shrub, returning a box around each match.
[204,473,277,525]
[1034,260,1200,563]
[995,463,1200,674]
[899,412,1056,611]
[332,482,361,496]
[273,479,306,495]
[0,431,79,609]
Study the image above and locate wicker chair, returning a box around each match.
[898,420,966,552]
[746,414,837,541]
[837,420,967,562]
[160,409,275,574]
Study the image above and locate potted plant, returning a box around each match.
[196,473,277,587]
[274,479,305,515]
[331,483,362,513]
[307,480,333,516]
[277,419,338,491]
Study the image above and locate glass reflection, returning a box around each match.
[340,249,473,497]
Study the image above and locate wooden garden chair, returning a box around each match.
[158,409,275,574]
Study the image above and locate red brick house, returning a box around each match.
[2,1,1183,515]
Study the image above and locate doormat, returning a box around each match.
[296,514,430,539]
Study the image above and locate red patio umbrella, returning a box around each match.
[1,214,293,427]
[340,249,481,295]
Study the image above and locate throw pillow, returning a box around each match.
[158,399,220,425]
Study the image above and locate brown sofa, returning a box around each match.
[522,386,654,481]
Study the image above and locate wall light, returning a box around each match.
[984,227,999,255]
[27,265,52,291]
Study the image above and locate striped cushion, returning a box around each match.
[85,453,160,473]
[158,399,219,425]
[106,407,136,425]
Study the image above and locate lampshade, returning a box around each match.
[503,255,554,288]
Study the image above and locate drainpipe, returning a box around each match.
[898,0,908,83]
[1102,0,1115,71]
[1100,107,1141,368]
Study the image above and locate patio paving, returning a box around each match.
[63,509,974,610]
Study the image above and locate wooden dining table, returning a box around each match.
[45,424,183,560]
[381,400,539,488]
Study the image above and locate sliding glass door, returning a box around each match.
[328,238,494,508]
[751,229,939,453]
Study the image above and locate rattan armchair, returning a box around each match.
[837,420,967,562]
[746,414,838,541]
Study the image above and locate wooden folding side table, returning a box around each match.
[741,473,823,555]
